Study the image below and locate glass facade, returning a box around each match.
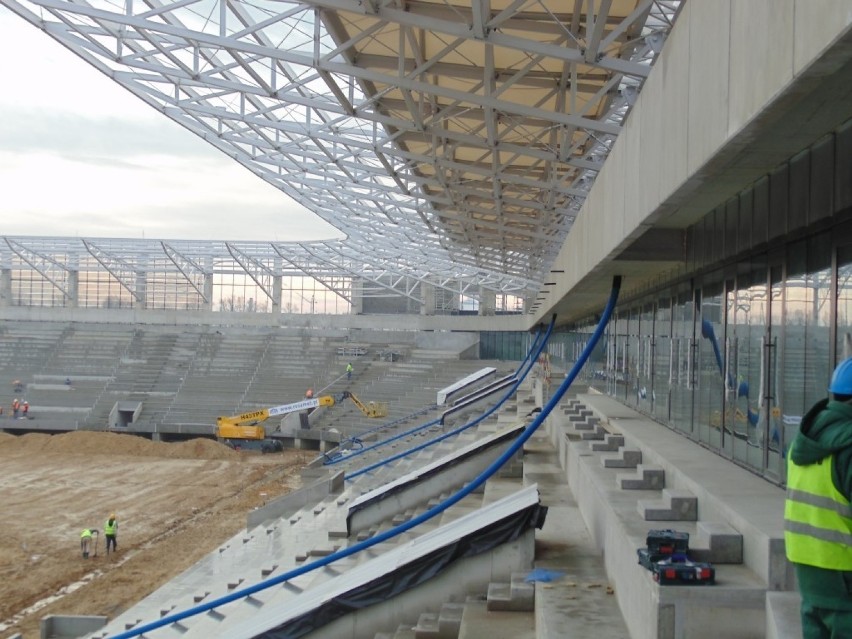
[537,232,852,486]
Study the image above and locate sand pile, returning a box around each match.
[0,430,241,460]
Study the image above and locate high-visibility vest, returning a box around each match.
[104,520,117,536]
[785,447,852,570]
[81,529,93,539]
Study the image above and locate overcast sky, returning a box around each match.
[0,8,339,243]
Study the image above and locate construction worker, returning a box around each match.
[80,528,99,559]
[785,357,852,638]
[11,398,18,419]
[104,514,118,554]
[22,401,28,418]
[346,362,353,380]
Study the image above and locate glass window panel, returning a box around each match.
[670,292,695,435]
[697,281,724,450]
[781,242,831,430]
[837,245,852,361]
[726,267,769,471]
[653,298,672,423]
[636,304,655,414]
[767,264,785,481]
[626,308,641,407]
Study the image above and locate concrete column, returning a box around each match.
[421,282,435,316]
[0,268,11,307]
[67,270,79,308]
[479,287,496,316]
[273,274,282,313]
[135,270,147,309]
[203,272,213,312]
[351,278,364,314]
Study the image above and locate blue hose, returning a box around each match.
[344,321,555,481]
[106,278,619,639]
[323,326,546,468]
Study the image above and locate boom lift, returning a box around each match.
[215,392,387,450]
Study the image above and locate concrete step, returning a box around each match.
[689,521,744,563]
[457,599,534,639]
[579,425,606,441]
[590,434,625,452]
[412,601,465,639]
[486,572,534,612]
[601,448,641,468]
[766,591,802,639]
[617,464,665,489]
[637,488,698,521]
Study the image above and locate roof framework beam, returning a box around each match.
[0,0,681,304]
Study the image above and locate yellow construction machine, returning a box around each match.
[215,391,387,450]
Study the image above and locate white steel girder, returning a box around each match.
[0,0,681,305]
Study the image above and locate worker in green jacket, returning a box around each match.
[80,528,98,559]
[104,514,118,555]
[785,357,852,639]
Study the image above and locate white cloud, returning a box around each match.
[0,7,340,243]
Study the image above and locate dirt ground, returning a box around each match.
[0,431,311,639]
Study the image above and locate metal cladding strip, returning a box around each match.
[323,327,545,467]
[437,367,498,405]
[440,376,518,425]
[343,321,555,481]
[105,277,620,639]
[346,421,528,525]
[229,486,544,638]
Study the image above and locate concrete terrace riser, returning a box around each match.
[544,393,794,639]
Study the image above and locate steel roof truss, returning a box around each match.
[82,240,143,302]
[3,238,72,300]
[161,242,210,303]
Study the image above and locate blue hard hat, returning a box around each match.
[828,358,852,395]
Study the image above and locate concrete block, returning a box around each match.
[562,402,587,415]
[579,425,606,441]
[591,434,625,452]
[412,611,438,638]
[766,591,802,639]
[690,521,744,564]
[570,416,601,431]
[486,572,534,612]
[568,411,594,422]
[41,615,108,639]
[438,602,465,637]
[638,488,697,521]
[602,448,642,469]
[413,602,464,639]
[617,464,665,490]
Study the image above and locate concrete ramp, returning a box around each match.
[346,422,525,536]
[230,485,545,639]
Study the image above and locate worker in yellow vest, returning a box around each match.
[80,528,98,559]
[785,357,852,638]
[104,514,118,555]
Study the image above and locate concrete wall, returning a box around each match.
[414,330,479,353]
[247,470,344,529]
[0,305,528,334]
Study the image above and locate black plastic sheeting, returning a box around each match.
[256,501,548,639]
[345,423,525,535]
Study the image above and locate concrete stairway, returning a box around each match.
[547,393,795,639]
